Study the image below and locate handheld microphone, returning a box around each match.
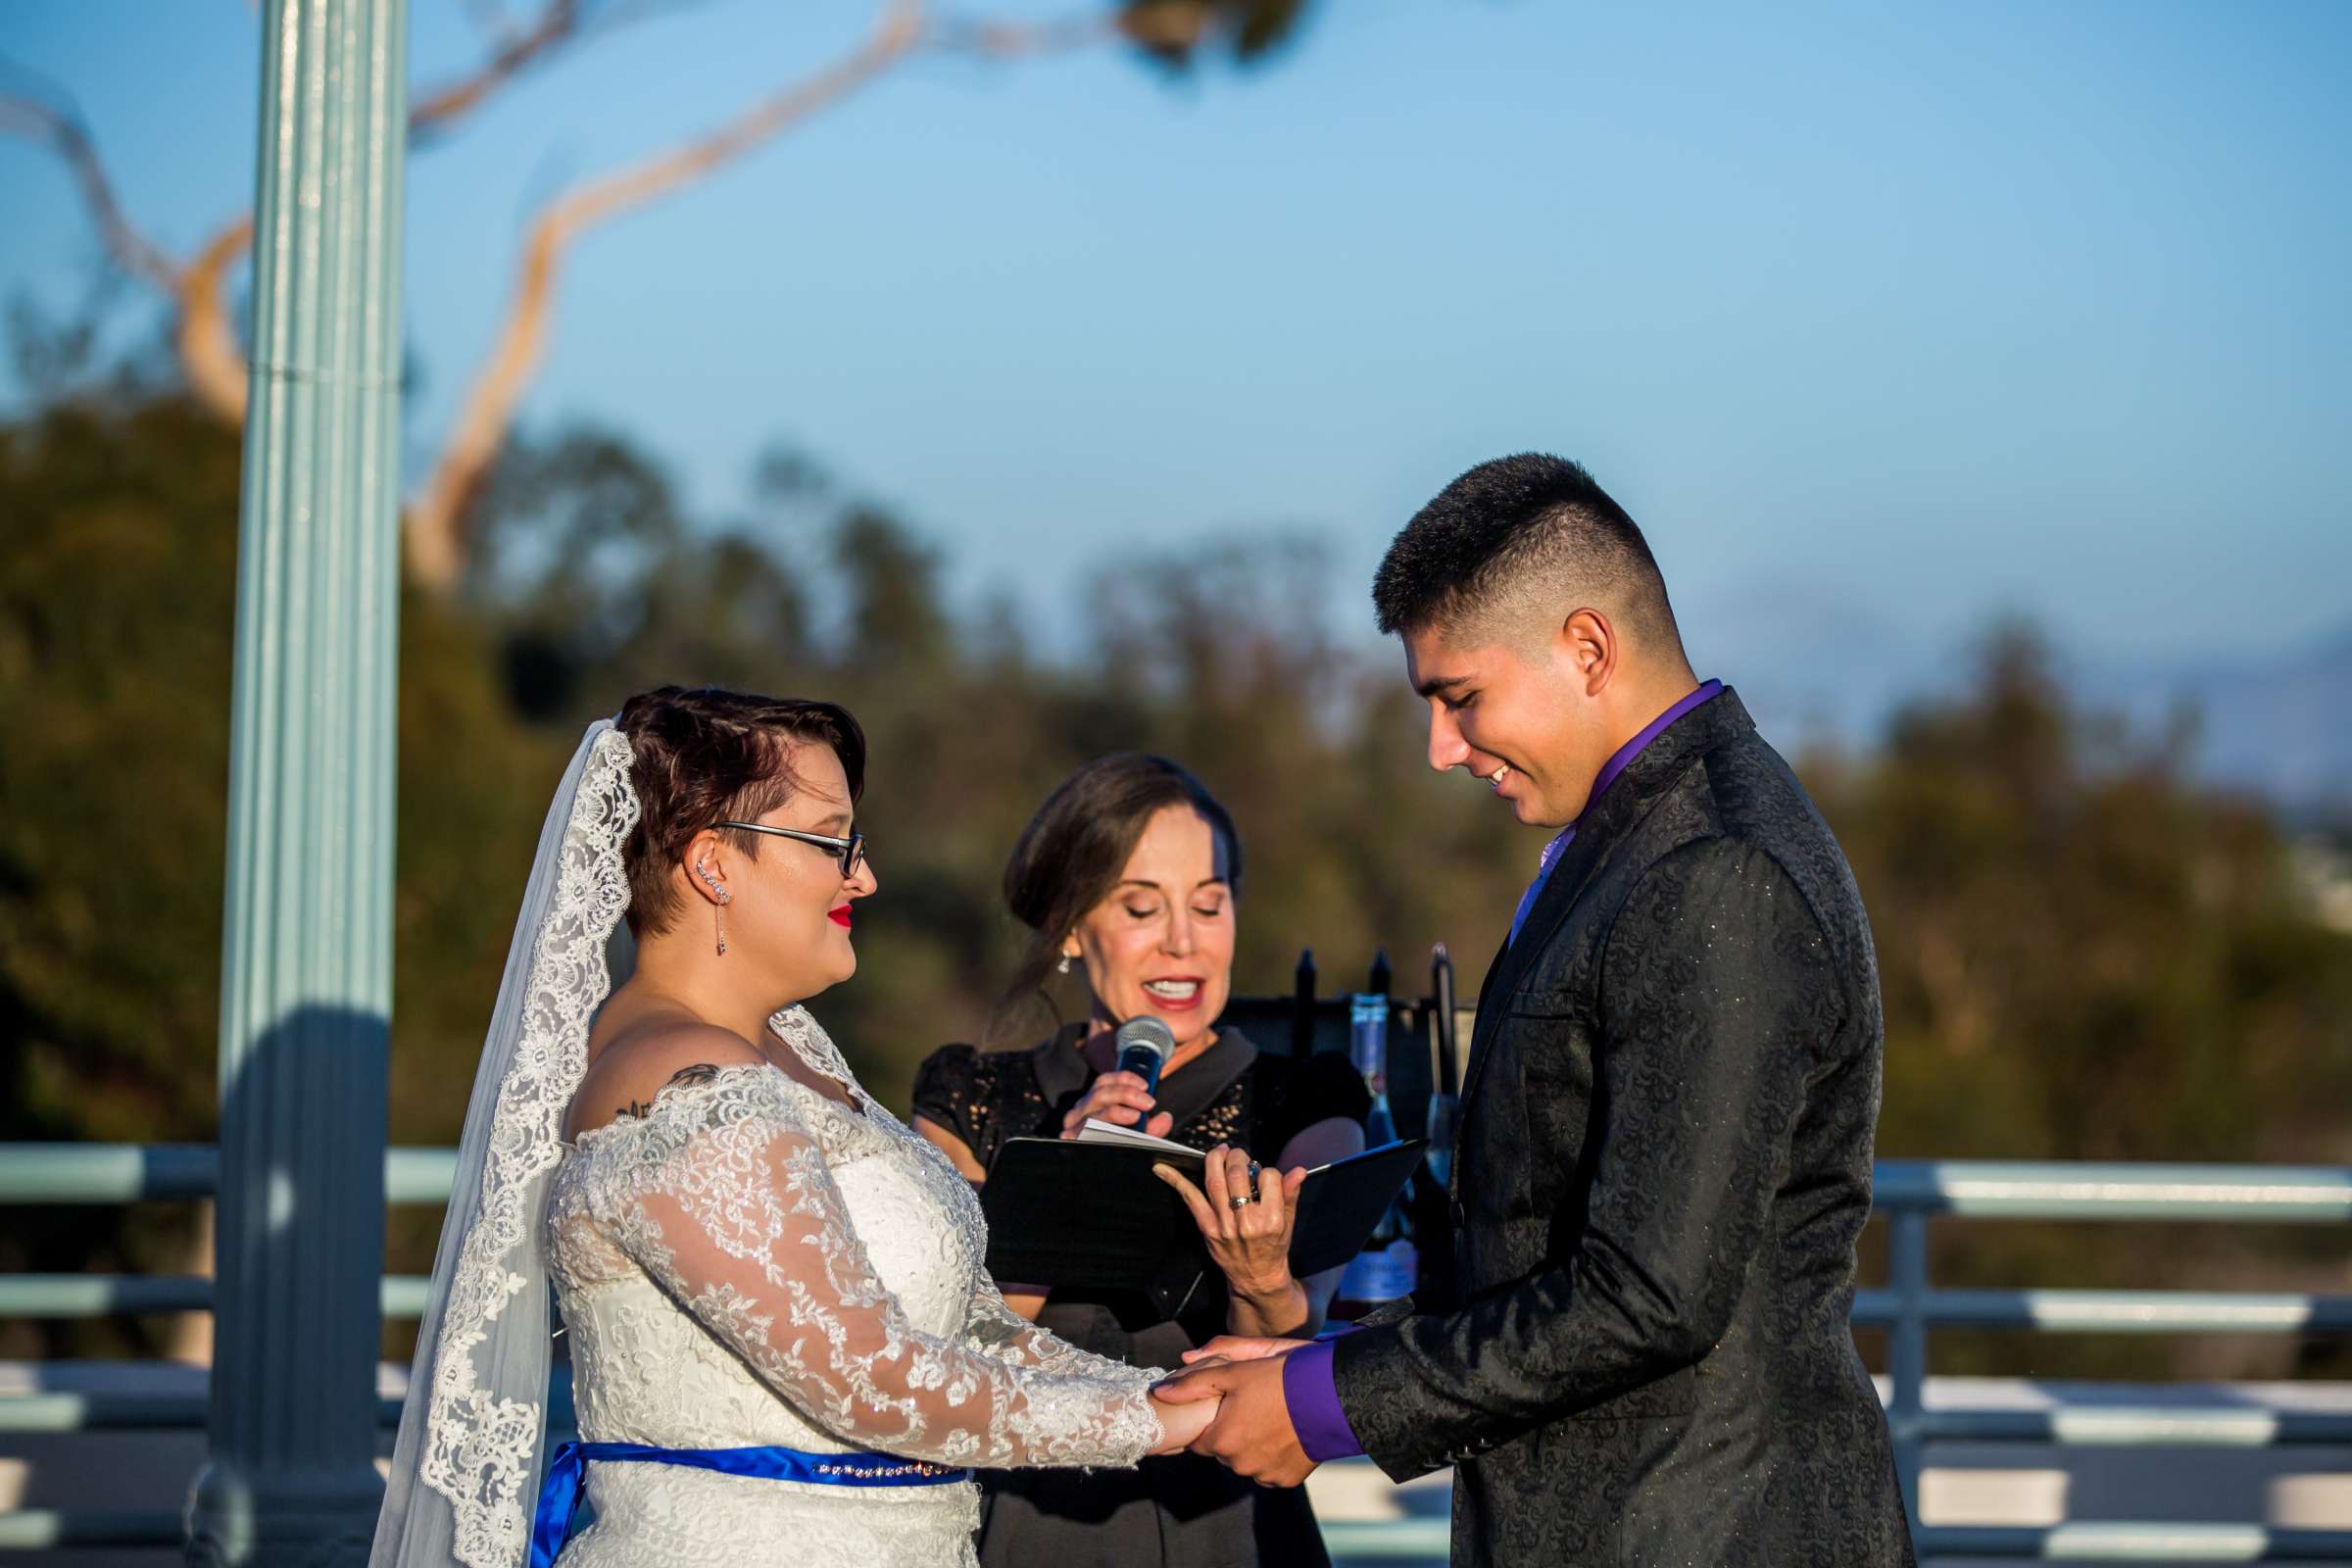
[1112,1016,1177,1099]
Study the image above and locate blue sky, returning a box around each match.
[4,0,2348,676]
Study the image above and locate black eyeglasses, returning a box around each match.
[716,821,867,879]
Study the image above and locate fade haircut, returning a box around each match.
[1371,454,1686,660]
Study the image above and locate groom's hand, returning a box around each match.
[1153,1351,1316,1487]
[1181,1334,1303,1367]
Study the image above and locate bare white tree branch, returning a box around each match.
[7,0,1142,591]
[179,218,255,423]
[0,91,180,296]
[1,87,257,422]
[410,0,585,141]
[3,0,623,424]
[405,0,1117,592]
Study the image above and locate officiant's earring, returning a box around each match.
[1055,956,1071,974]
[698,861,732,956]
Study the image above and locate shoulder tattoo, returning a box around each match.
[619,1061,724,1121]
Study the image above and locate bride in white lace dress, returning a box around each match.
[369,690,1213,1568]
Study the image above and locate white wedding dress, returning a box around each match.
[540,1005,1161,1566]
[368,725,1155,1568]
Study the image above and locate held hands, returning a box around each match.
[1152,1340,1317,1487]
[1152,1148,1311,1335]
[1146,1384,1221,1455]
[1060,1069,1174,1142]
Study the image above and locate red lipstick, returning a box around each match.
[828,906,853,929]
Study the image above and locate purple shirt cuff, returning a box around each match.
[1281,1339,1364,1462]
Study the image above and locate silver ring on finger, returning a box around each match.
[1229,1191,1257,1209]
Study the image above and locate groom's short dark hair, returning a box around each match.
[1372,454,1684,658]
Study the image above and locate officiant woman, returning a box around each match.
[913,754,1368,1568]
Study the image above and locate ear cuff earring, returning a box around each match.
[698,861,732,956]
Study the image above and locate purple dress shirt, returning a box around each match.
[1279,678,1725,1463]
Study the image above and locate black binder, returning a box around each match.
[979,1135,1427,1317]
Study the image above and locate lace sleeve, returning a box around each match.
[600,1067,1161,1470]
[962,1271,1123,1378]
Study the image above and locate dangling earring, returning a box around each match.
[699,862,732,956]
[1056,954,1072,975]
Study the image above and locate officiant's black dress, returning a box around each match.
[913,1024,1367,1568]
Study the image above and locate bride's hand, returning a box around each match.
[1147,1386,1220,1455]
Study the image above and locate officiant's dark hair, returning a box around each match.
[994,754,1243,1042]
[616,685,867,938]
[1371,453,1685,657]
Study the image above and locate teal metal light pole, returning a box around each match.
[189,0,408,1562]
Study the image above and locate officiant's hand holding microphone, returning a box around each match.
[1058,1016,1177,1141]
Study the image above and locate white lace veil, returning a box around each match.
[370,720,641,1568]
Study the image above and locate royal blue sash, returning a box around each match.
[530,1441,973,1568]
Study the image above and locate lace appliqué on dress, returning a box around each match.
[576,1055,1159,1473]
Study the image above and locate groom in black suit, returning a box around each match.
[1156,455,1915,1566]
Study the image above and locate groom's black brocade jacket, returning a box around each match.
[1330,690,1917,1568]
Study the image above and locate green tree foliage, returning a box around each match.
[1816,633,2352,1378]
[1837,632,2352,1168]
[0,393,562,1354]
[1,396,238,1147]
[4,389,2346,1376]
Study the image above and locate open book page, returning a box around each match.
[1077,1118,1411,1175]
[1075,1118,1205,1158]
